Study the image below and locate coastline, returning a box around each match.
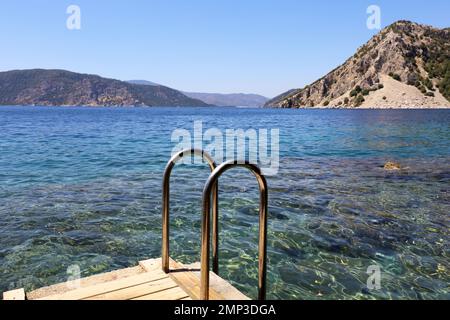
[1,104,450,109]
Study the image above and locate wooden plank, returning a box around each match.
[27,266,145,300]
[191,271,250,300]
[167,259,225,300]
[139,258,162,272]
[38,272,169,300]
[84,277,178,300]
[3,288,26,300]
[183,262,249,300]
[10,257,249,301]
[132,286,189,300]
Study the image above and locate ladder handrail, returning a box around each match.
[162,149,220,274]
[200,160,268,300]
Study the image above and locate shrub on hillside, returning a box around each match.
[419,85,427,94]
[350,85,362,97]
[390,73,401,81]
[355,94,365,106]
[440,70,450,101]
[423,77,434,91]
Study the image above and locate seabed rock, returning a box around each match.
[384,161,402,171]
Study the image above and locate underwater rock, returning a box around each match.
[312,235,351,253]
[279,244,305,259]
[237,206,257,216]
[361,287,371,295]
[268,209,290,221]
[384,161,402,171]
[307,222,321,230]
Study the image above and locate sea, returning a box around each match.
[0,106,448,299]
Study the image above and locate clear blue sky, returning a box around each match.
[0,0,448,97]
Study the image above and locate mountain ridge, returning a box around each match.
[0,69,209,107]
[265,20,450,108]
[182,91,269,107]
[127,80,161,87]
[128,80,269,107]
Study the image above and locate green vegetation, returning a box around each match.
[350,85,362,97]
[440,62,450,100]
[270,20,449,108]
[421,28,450,101]
[389,72,402,81]
[419,86,427,94]
[423,77,434,91]
[354,94,365,106]
[350,85,381,98]
[323,100,330,106]
[412,77,433,96]
[0,69,208,107]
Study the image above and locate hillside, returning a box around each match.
[265,21,450,108]
[129,80,269,107]
[0,70,208,107]
[183,92,269,107]
[127,80,161,86]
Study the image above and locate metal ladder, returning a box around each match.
[161,149,268,300]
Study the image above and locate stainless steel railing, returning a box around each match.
[200,160,268,300]
[161,149,220,274]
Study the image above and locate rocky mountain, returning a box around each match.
[265,21,450,108]
[182,92,269,107]
[0,69,209,107]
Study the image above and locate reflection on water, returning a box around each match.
[0,107,449,300]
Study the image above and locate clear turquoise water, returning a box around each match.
[0,106,448,300]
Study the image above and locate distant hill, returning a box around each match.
[127,80,161,86]
[130,80,269,107]
[182,92,269,107]
[0,69,209,107]
[265,21,450,108]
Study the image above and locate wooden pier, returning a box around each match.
[2,258,249,301]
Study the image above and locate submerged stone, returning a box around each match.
[384,161,402,171]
